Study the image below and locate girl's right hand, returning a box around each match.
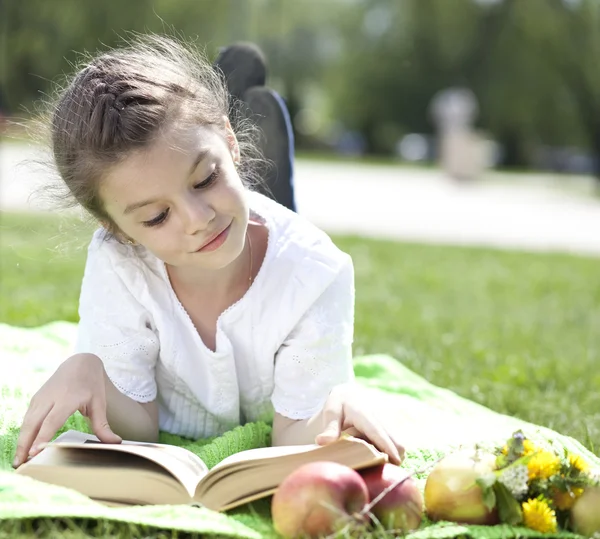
[13,353,122,468]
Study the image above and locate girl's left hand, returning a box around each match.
[314,384,405,465]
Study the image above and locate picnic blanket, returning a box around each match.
[0,321,598,539]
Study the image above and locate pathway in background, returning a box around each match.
[2,142,600,257]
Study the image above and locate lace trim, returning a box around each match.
[108,375,156,403]
[92,334,159,403]
[97,337,155,351]
[272,401,325,421]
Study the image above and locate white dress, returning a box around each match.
[74,191,356,439]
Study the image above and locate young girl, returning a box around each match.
[13,35,404,469]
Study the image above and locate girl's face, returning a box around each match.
[99,119,249,274]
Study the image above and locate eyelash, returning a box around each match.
[142,168,220,228]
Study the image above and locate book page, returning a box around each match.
[211,443,323,470]
[211,436,379,470]
[18,448,192,506]
[48,431,208,497]
[195,436,387,511]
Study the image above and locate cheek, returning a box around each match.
[216,173,248,211]
[134,222,182,254]
[143,233,183,262]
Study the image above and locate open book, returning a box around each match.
[16,430,387,511]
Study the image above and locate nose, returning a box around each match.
[180,194,216,236]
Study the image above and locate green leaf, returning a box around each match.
[476,473,498,491]
[476,473,498,511]
[506,430,526,464]
[493,482,523,526]
[482,485,497,511]
[495,454,509,469]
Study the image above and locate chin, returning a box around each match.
[199,251,238,270]
[196,237,245,270]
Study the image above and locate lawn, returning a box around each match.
[1,210,599,537]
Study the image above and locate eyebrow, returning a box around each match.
[123,148,211,215]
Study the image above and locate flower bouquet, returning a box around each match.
[425,429,600,536]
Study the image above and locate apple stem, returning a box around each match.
[360,456,446,518]
[322,456,448,539]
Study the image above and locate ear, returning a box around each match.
[100,218,118,236]
[100,219,135,245]
[223,116,240,165]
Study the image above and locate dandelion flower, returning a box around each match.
[553,487,584,511]
[522,498,557,534]
[568,453,589,474]
[522,440,536,456]
[527,450,561,480]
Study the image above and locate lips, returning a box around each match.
[195,223,231,252]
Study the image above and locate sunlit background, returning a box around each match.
[2,0,599,175]
[0,0,599,487]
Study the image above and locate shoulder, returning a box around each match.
[87,228,127,260]
[250,191,351,272]
[249,191,353,306]
[84,228,159,289]
[86,228,132,271]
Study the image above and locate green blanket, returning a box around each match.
[1,322,598,539]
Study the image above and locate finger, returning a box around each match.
[378,419,406,464]
[389,433,406,463]
[342,427,363,439]
[344,393,403,465]
[88,399,121,444]
[315,393,344,445]
[14,400,53,467]
[353,416,403,465]
[30,405,74,456]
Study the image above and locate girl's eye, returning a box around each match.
[140,167,219,227]
[143,208,169,227]
[194,167,220,189]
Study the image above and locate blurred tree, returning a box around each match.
[2,0,152,113]
[1,0,598,174]
[0,0,235,115]
[326,0,504,154]
[523,0,600,179]
[246,0,350,148]
[326,0,594,170]
[473,0,592,169]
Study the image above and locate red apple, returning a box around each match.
[271,461,369,538]
[424,449,499,525]
[361,464,424,532]
[571,486,600,537]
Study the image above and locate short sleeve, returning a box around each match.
[271,257,356,419]
[74,234,159,403]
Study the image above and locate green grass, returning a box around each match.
[1,210,599,537]
[0,212,96,325]
[343,236,600,453]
